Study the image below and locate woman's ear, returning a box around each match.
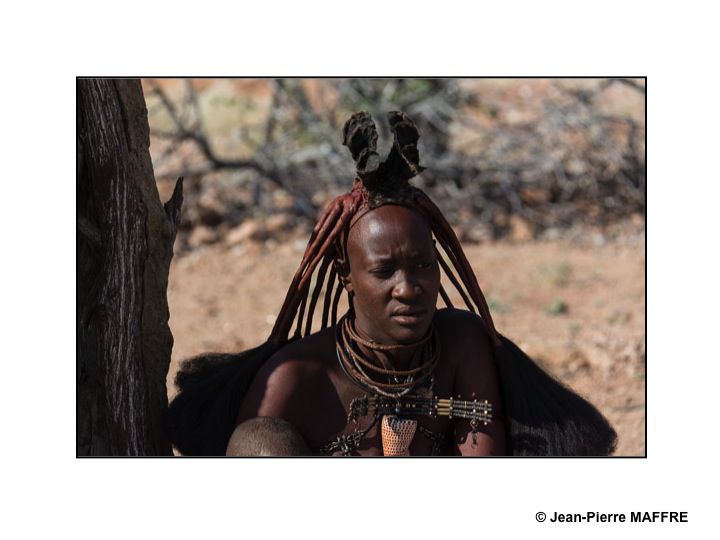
[344,274,354,295]
[336,258,354,295]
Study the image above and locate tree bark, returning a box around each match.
[77,79,182,456]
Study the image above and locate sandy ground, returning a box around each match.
[166,233,645,456]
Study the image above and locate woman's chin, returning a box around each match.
[388,319,432,344]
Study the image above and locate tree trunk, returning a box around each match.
[77,79,182,456]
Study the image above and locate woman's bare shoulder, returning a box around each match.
[434,307,492,338]
[236,327,337,422]
[267,326,336,369]
[247,327,337,395]
[433,307,495,371]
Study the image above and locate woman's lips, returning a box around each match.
[390,310,427,325]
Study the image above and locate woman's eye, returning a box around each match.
[416,261,432,269]
[371,267,393,276]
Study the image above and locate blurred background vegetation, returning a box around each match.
[143,78,645,251]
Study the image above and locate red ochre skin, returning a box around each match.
[236,206,506,456]
[345,205,441,351]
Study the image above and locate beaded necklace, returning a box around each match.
[326,313,493,456]
[331,313,438,455]
[335,313,440,398]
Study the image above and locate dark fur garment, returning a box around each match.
[495,335,617,456]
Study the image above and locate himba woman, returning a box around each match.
[165,111,617,457]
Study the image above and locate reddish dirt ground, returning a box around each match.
[166,231,645,456]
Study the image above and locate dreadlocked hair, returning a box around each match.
[165,110,617,456]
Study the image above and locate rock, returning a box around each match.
[492,213,509,228]
[188,225,217,249]
[520,186,551,204]
[265,213,290,234]
[196,192,227,226]
[464,224,493,244]
[293,239,308,253]
[225,220,261,246]
[272,190,295,210]
[592,233,606,246]
[452,225,466,242]
[543,227,562,241]
[509,215,534,242]
[631,213,645,227]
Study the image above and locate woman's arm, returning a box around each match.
[450,313,506,456]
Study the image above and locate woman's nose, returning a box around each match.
[392,272,422,301]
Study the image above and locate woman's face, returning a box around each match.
[345,205,440,345]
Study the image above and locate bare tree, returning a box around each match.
[77,78,182,456]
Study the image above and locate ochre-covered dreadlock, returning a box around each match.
[165,111,617,457]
